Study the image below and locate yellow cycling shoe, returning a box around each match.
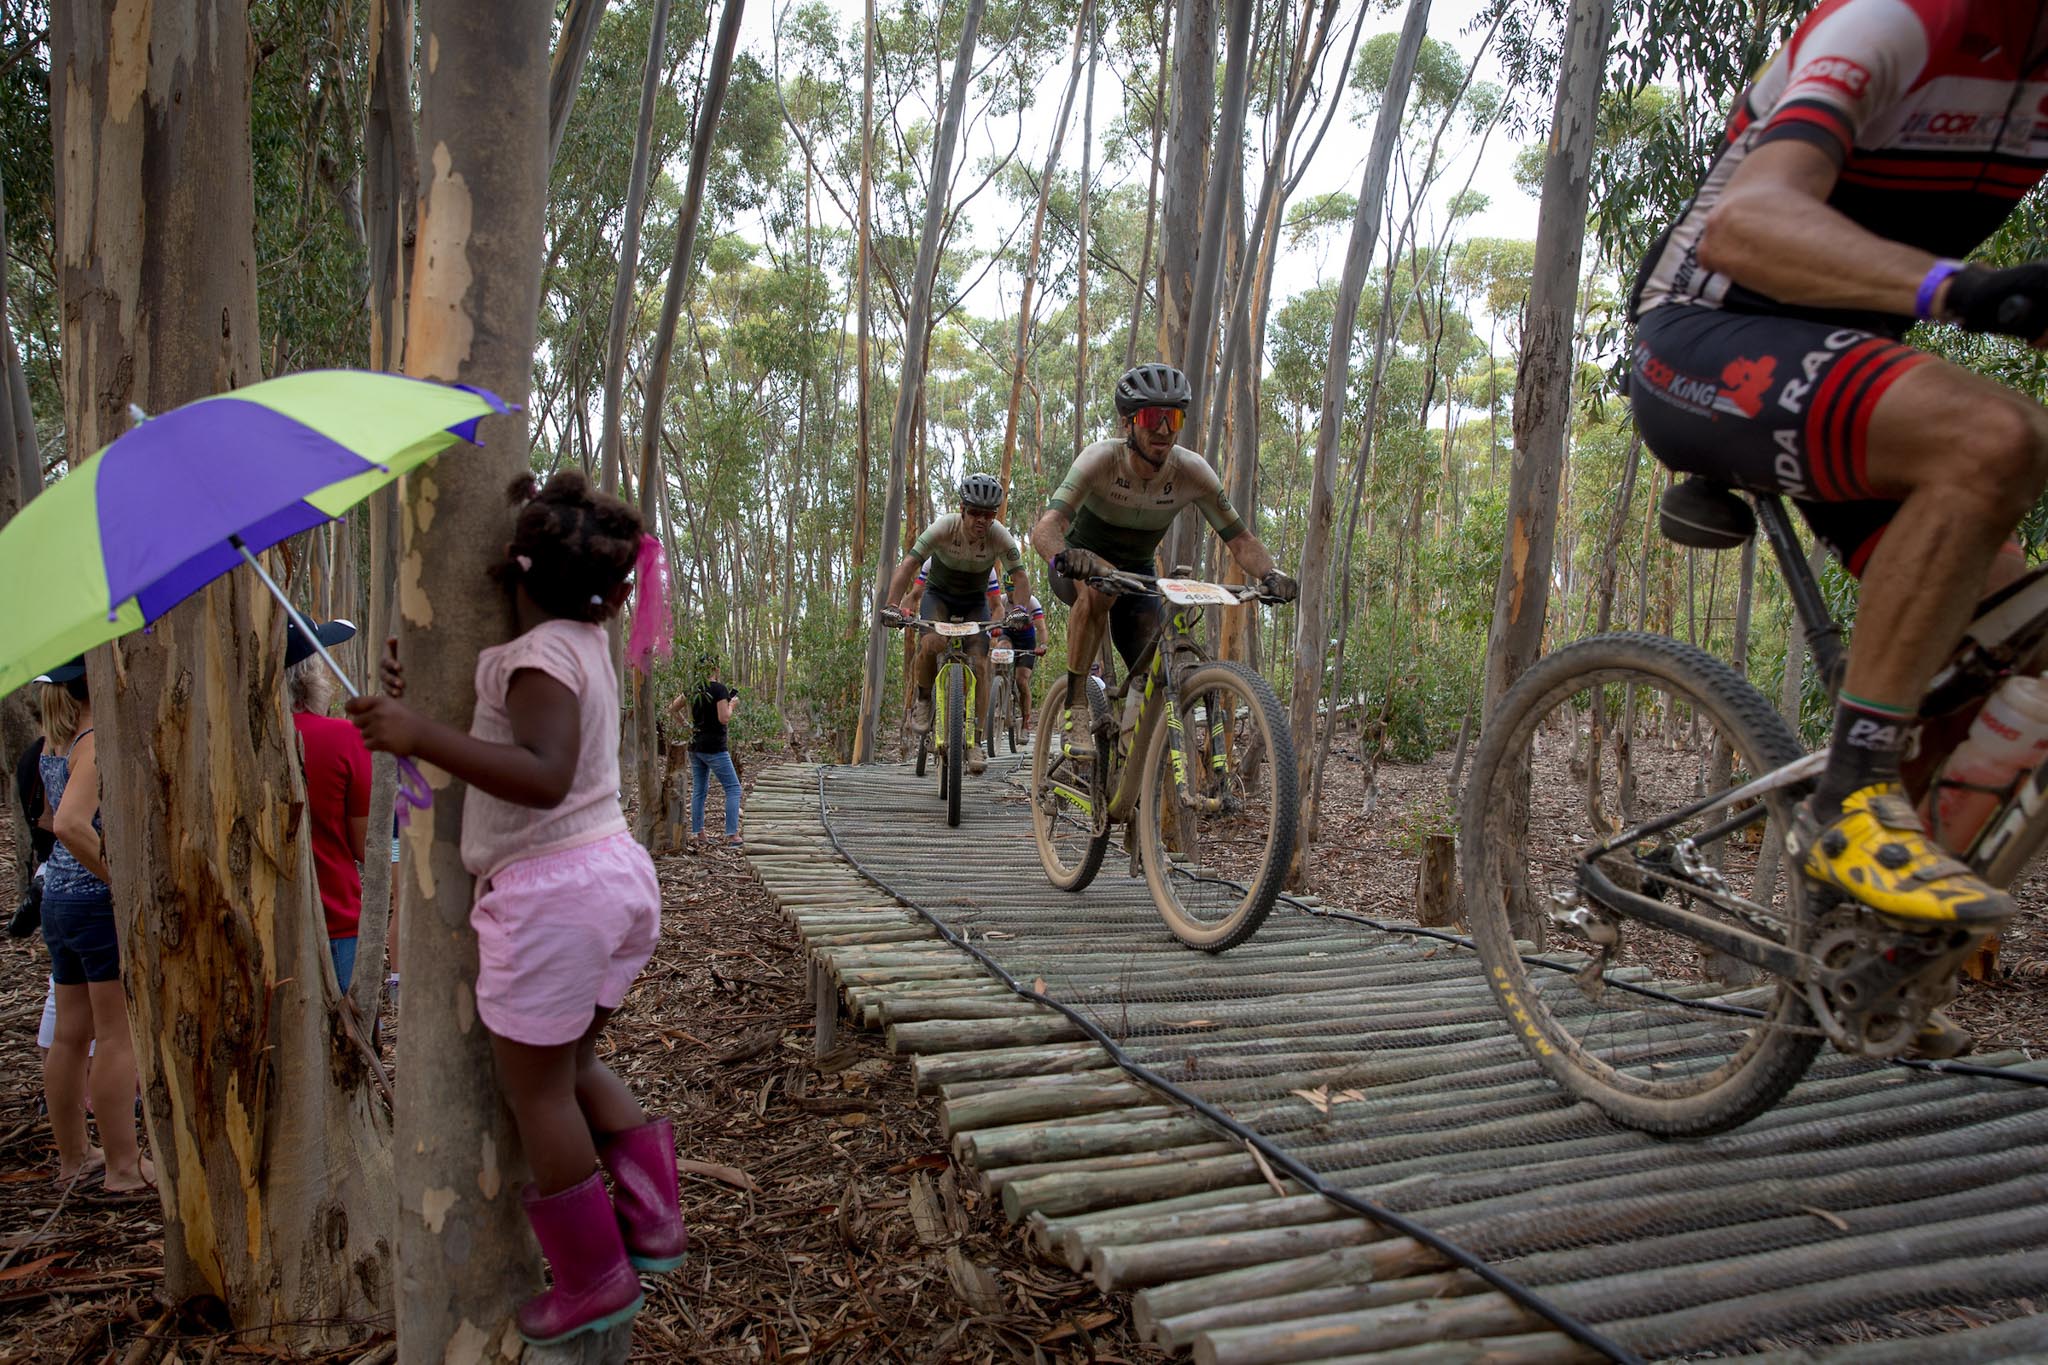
[1794,783,2013,927]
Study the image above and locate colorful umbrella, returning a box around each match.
[0,369,510,698]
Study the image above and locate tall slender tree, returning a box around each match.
[392,0,556,1354]
[51,0,393,1342]
[1286,0,1429,886]
[856,0,991,757]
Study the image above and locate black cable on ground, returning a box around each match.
[815,766,1647,1365]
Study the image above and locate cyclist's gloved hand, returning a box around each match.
[1943,263,2048,341]
[1056,548,1115,582]
[879,604,906,626]
[1260,569,1300,603]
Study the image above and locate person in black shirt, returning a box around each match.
[10,736,54,937]
[666,654,741,848]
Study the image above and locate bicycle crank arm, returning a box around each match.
[1579,861,1811,980]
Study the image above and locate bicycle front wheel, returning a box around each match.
[1030,674,1111,891]
[1460,632,1821,1137]
[1139,661,1297,952]
[945,662,965,827]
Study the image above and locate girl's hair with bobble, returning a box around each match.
[491,470,645,623]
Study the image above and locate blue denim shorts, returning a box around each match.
[41,894,120,985]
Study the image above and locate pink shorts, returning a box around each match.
[472,832,661,1046]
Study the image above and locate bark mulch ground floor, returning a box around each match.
[0,762,1166,1364]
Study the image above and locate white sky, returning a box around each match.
[733,0,1542,325]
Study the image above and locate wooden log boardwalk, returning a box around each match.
[744,754,2048,1363]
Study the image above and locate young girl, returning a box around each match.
[346,471,682,1346]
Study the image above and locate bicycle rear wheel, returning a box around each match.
[945,663,965,827]
[1030,674,1111,890]
[1139,661,1297,952]
[1460,632,1821,1137]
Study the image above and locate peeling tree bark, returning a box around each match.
[51,0,394,1344]
[393,0,555,1355]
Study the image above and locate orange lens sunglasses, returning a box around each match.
[1132,405,1185,434]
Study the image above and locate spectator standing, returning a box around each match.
[672,654,741,849]
[285,617,371,991]
[35,659,150,1198]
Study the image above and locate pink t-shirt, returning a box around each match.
[459,619,629,880]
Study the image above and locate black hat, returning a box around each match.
[33,657,86,685]
[285,617,358,668]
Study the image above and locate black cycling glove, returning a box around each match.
[1942,263,2048,341]
[1055,548,1115,582]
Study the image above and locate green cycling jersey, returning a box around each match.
[910,513,1025,598]
[1050,438,1245,570]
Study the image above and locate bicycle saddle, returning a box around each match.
[1659,477,1756,550]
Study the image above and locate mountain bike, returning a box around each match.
[1461,479,2047,1135]
[1029,569,1297,952]
[990,641,1021,755]
[884,609,1023,827]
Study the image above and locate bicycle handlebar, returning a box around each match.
[1086,568,1283,606]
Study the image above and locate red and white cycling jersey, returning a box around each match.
[1633,0,2048,328]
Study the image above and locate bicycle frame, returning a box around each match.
[1099,579,1250,825]
[1576,490,2048,976]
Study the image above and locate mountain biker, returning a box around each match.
[992,592,1048,729]
[884,473,1029,776]
[1029,362,1297,747]
[1628,1,2048,937]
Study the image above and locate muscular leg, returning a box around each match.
[1065,586,1111,725]
[1016,666,1033,727]
[1848,362,2048,710]
[913,632,942,692]
[970,650,994,743]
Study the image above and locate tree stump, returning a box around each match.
[1415,833,1458,927]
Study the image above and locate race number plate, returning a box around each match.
[1157,578,1238,606]
[932,619,982,637]
[991,647,1015,663]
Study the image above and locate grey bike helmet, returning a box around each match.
[1114,363,1191,417]
[960,472,1004,510]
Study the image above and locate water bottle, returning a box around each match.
[1920,675,2048,853]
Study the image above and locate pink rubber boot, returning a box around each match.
[598,1117,688,1272]
[516,1172,645,1344]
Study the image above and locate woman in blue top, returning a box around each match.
[36,660,151,1199]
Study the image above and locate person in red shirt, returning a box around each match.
[286,617,371,990]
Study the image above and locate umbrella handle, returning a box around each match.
[393,756,434,829]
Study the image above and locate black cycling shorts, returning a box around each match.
[919,585,990,653]
[1049,558,1164,674]
[1631,304,1934,575]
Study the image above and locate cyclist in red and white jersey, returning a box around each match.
[1630,0,2048,930]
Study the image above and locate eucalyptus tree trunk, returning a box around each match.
[633,0,748,838]
[847,0,877,748]
[392,0,554,1355]
[997,4,1086,499]
[1284,0,1428,888]
[1156,0,1216,364]
[356,0,420,1024]
[547,0,611,164]
[1482,0,1613,717]
[857,0,989,757]
[1480,0,1612,942]
[1124,35,1169,371]
[52,1,393,1344]
[1162,0,1250,575]
[1069,7,1100,463]
[599,0,672,496]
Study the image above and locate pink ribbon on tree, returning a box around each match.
[625,533,673,674]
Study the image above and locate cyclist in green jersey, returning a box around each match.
[1030,363,1297,742]
[885,473,1029,775]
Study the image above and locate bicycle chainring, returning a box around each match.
[1801,906,1975,1059]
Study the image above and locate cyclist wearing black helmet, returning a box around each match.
[1031,363,1296,741]
[884,472,1029,775]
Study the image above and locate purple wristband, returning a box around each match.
[1916,259,1963,321]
